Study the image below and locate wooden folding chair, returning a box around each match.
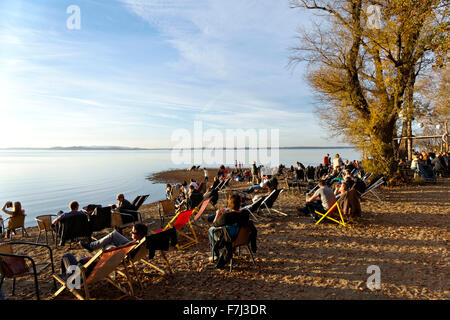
[314,201,351,228]
[52,243,136,300]
[121,237,173,292]
[154,208,199,250]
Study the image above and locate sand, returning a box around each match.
[1,171,449,300]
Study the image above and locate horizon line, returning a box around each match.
[0,145,355,150]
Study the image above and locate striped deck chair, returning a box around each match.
[191,198,212,231]
[154,208,199,250]
[314,201,350,228]
[52,243,136,300]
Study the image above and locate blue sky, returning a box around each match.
[0,0,344,148]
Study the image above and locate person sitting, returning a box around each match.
[242,175,270,194]
[175,193,187,211]
[296,180,336,220]
[432,153,447,177]
[187,185,203,209]
[52,201,87,226]
[79,223,148,252]
[59,224,148,281]
[165,184,172,199]
[337,181,362,220]
[111,193,136,212]
[207,194,255,269]
[1,201,25,239]
[211,176,221,190]
[189,179,199,189]
[218,165,226,178]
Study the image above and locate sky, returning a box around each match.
[0,0,345,148]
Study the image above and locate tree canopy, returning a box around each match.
[290,0,449,177]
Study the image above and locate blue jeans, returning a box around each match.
[208,226,220,258]
[89,230,130,251]
[244,184,261,194]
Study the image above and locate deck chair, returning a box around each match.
[0,241,56,300]
[214,179,226,191]
[57,212,92,247]
[229,226,256,272]
[191,198,212,230]
[158,199,178,228]
[219,178,232,193]
[131,195,149,210]
[256,189,287,217]
[89,206,112,233]
[52,242,136,300]
[314,201,350,228]
[154,208,199,250]
[359,177,384,202]
[241,196,266,222]
[35,214,57,245]
[3,215,29,239]
[122,237,173,292]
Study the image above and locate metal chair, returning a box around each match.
[0,241,56,300]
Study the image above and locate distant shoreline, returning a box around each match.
[0,146,355,151]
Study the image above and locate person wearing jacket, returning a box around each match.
[208,194,256,269]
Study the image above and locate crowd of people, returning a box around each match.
[406,150,449,179]
[2,150,448,299]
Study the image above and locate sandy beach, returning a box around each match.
[1,170,449,300]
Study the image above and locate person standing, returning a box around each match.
[203,168,209,182]
[251,162,259,185]
[332,154,344,172]
[323,154,330,167]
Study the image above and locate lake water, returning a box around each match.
[0,148,360,227]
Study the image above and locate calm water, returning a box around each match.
[0,148,360,227]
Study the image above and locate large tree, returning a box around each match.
[289,0,448,177]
